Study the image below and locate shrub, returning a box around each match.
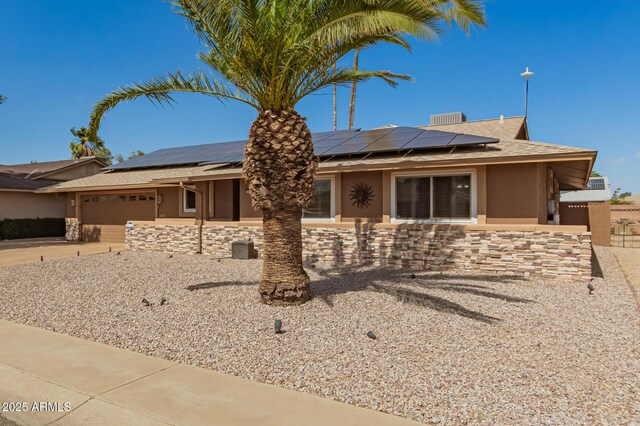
[0,218,65,240]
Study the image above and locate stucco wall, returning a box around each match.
[486,163,542,224]
[341,171,383,221]
[158,187,179,218]
[126,222,592,281]
[213,179,235,220]
[239,180,261,220]
[0,191,66,220]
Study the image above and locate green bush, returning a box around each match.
[0,218,65,240]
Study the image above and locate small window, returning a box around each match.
[108,195,117,202]
[119,195,127,201]
[99,196,108,203]
[128,195,137,202]
[183,188,197,213]
[303,179,333,219]
[139,195,147,201]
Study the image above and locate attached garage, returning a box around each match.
[81,192,155,242]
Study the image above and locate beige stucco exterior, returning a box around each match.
[0,191,67,220]
[61,160,578,243]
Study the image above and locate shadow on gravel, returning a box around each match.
[591,248,604,278]
[186,281,258,291]
[309,265,533,324]
[186,268,532,324]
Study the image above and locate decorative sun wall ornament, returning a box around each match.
[349,182,375,209]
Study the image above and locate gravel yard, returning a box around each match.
[612,247,640,309]
[1,246,638,424]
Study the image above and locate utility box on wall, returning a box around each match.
[231,240,255,259]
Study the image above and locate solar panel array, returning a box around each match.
[587,177,606,190]
[106,126,498,170]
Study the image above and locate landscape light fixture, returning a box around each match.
[520,67,534,118]
[142,298,151,306]
[367,331,377,340]
[275,319,283,334]
[587,283,595,295]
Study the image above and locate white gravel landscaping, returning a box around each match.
[1,246,638,424]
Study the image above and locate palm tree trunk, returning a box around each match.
[348,49,359,129]
[243,109,317,305]
[333,64,337,131]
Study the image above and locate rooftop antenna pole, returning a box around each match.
[520,67,534,118]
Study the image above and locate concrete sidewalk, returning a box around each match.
[0,320,417,425]
[0,240,126,267]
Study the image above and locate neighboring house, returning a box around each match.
[560,176,612,203]
[41,114,597,280]
[0,157,107,220]
[559,176,612,246]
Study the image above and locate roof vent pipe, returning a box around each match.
[430,112,466,126]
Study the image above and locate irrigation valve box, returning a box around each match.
[231,240,255,260]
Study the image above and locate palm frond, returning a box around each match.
[90,0,486,136]
[89,70,257,138]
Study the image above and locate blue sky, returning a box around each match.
[1,0,638,192]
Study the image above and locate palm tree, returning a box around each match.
[347,0,486,128]
[69,127,112,162]
[0,95,6,105]
[88,0,457,305]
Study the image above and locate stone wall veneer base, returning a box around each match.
[65,218,81,242]
[125,223,592,281]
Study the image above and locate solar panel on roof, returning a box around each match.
[364,131,421,153]
[321,142,373,156]
[403,135,456,149]
[588,178,606,190]
[447,134,496,146]
[106,126,498,171]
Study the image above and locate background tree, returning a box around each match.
[612,187,633,205]
[115,150,144,163]
[88,0,464,305]
[69,127,112,162]
[347,0,486,128]
[590,170,602,177]
[0,95,6,105]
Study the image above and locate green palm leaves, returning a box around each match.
[89,0,485,138]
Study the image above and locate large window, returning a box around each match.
[183,188,197,213]
[393,173,473,222]
[303,178,333,220]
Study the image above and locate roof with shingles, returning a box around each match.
[0,172,58,191]
[41,136,595,192]
[421,116,527,140]
[0,157,106,178]
[39,164,225,191]
[38,116,596,192]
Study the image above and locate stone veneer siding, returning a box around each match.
[65,218,81,242]
[125,222,592,281]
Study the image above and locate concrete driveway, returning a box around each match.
[0,238,126,267]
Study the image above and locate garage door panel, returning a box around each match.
[81,193,155,242]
